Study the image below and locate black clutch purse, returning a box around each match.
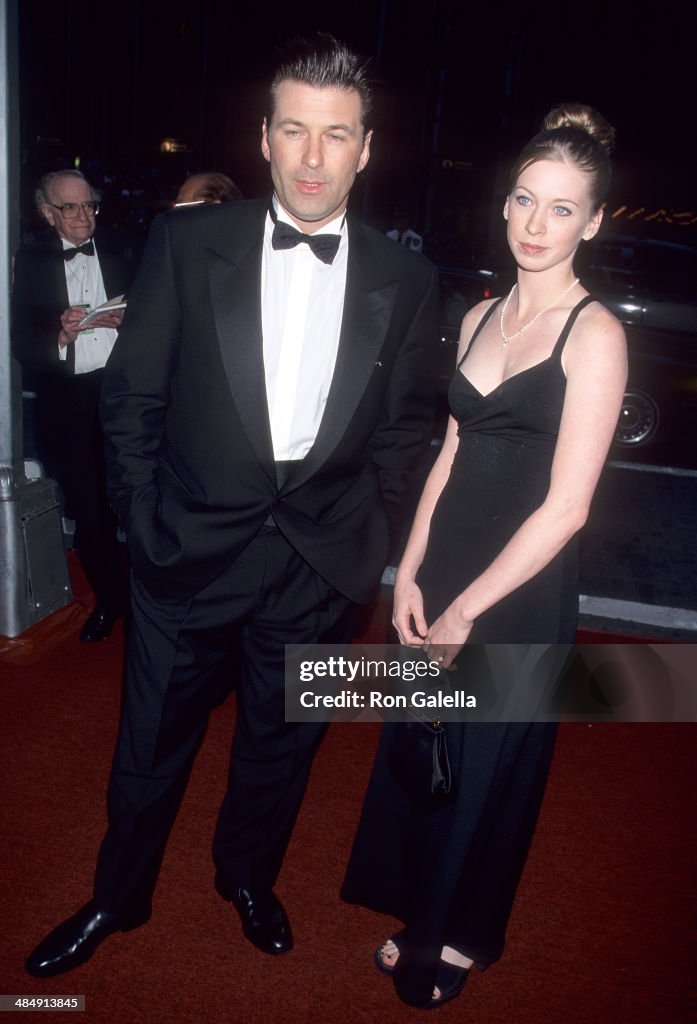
[387,713,456,810]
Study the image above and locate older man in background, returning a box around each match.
[12,170,137,641]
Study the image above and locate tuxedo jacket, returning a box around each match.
[11,227,137,379]
[100,198,438,604]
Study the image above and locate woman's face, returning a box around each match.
[504,157,602,273]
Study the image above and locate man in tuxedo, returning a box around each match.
[12,170,135,641]
[26,34,437,977]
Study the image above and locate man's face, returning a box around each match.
[261,80,372,233]
[41,175,97,247]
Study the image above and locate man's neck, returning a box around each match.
[272,195,346,236]
[59,235,94,248]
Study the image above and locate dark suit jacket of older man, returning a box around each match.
[11,226,137,615]
[12,227,136,376]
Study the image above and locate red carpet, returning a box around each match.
[0,557,694,1023]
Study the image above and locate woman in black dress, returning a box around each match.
[341,105,628,1009]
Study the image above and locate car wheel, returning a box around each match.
[614,389,660,446]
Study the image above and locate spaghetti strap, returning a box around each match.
[550,294,595,361]
[456,299,504,370]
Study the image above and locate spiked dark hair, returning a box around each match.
[268,32,374,128]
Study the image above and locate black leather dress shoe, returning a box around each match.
[79,606,120,643]
[25,900,150,977]
[225,887,293,955]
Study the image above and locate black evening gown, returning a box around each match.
[342,296,595,999]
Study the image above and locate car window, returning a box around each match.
[585,237,697,303]
[438,271,500,329]
[439,275,471,328]
[585,240,640,288]
[636,244,697,302]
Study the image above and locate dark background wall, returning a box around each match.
[17,0,696,257]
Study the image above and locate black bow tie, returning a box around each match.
[63,241,95,261]
[271,218,341,265]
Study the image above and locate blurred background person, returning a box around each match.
[386,208,423,253]
[174,171,242,207]
[11,169,137,642]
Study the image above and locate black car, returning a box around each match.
[610,322,696,453]
[579,234,697,455]
[578,234,697,335]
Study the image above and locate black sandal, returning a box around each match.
[393,946,485,1011]
[374,929,406,976]
[422,958,472,1010]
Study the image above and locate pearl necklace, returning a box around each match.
[499,278,580,345]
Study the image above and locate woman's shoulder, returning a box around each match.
[564,295,627,375]
[460,295,501,336]
[572,295,626,344]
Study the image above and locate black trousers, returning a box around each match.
[93,527,356,914]
[35,370,124,611]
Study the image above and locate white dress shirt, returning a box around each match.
[59,236,118,374]
[261,200,348,461]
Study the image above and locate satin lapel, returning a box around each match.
[285,220,398,491]
[207,217,275,483]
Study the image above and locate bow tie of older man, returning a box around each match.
[63,241,95,261]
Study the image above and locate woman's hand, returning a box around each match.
[392,578,427,647]
[423,602,474,669]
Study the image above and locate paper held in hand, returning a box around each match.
[78,294,127,329]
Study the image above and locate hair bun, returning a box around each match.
[543,103,615,156]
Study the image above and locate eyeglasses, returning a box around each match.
[47,201,100,219]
